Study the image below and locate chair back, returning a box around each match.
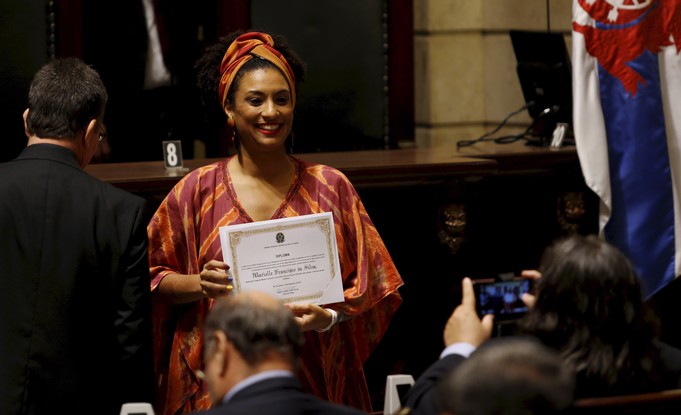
[120,402,155,415]
[383,374,415,415]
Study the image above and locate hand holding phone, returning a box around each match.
[443,277,494,347]
[519,270,541,308]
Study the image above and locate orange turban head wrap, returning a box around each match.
[218,32,297,113]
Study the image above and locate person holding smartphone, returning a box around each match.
[517,234,681,399]
[400,277,494,415]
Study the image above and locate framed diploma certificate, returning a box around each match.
[219,212,344,305]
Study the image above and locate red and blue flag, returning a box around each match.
[572,0,681,297]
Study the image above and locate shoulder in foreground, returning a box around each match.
[89,174,147,206]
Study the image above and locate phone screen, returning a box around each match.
[473,279,532,320]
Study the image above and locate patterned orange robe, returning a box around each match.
[147,156,404,414]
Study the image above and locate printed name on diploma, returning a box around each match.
[218,212,344,305]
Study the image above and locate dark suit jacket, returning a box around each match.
[402,337,681,415]
[197,376,367,415]
[658,341,681,388]
[400,336,547,415]
[400,353,467,415]
[0,144,154,415]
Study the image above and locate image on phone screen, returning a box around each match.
[474,278,532,320]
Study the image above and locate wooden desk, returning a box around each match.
[455,140,580,173]
[86,142,580,187]
[86,147,499,194]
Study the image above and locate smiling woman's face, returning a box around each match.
[227,67,294,153]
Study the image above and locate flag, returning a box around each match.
[572,0,681,298]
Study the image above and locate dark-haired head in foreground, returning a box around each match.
[435,337,575,415]
[519,234,680,397]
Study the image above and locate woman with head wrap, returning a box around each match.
[147,30,404,414]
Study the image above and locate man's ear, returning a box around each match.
[84,118,99,146]
[23,109,30,138]
[213,331,231,375]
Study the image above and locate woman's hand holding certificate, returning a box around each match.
[200,259,233,298]
[286,303,338,332]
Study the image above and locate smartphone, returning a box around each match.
[472,278,533,320]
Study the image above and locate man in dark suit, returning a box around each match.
[197,290,366,415]
[0,58,154,415]
[399,277,494,415]
[433,337,575,415]
[400,277,574,415]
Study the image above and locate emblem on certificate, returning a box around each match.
[219,212,344,305]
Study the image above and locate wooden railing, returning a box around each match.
[573,389,681,414]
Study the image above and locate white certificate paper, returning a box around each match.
[219,212,344,305]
